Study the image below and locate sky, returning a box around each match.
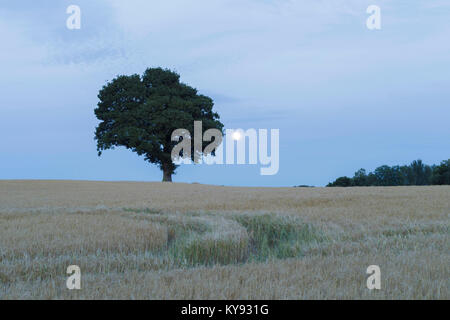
[1,0,449,187]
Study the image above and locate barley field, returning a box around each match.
[0,180,448,299]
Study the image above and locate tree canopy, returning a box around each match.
[94,67,224,181]
[327,159,450,187]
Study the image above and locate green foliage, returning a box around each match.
[352,168,368,186]
[409,160,432,185]
[94,67,224,181]
[326,176,353,187]
[327,159,449,187]
[431,159,450,185]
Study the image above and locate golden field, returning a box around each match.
[0,180,448,299]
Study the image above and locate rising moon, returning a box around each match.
[232,131,241,140]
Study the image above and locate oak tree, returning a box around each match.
[94,67,223,181]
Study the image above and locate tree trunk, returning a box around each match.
[162,167,172,182]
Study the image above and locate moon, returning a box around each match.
[232,131,241,140]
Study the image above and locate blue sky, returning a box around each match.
[1,0,449,186]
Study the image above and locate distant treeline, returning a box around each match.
[327,159,450,187]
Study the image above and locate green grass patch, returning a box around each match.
[170,235,249,266]
[232,213,326,261]
[122,209,328,267]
